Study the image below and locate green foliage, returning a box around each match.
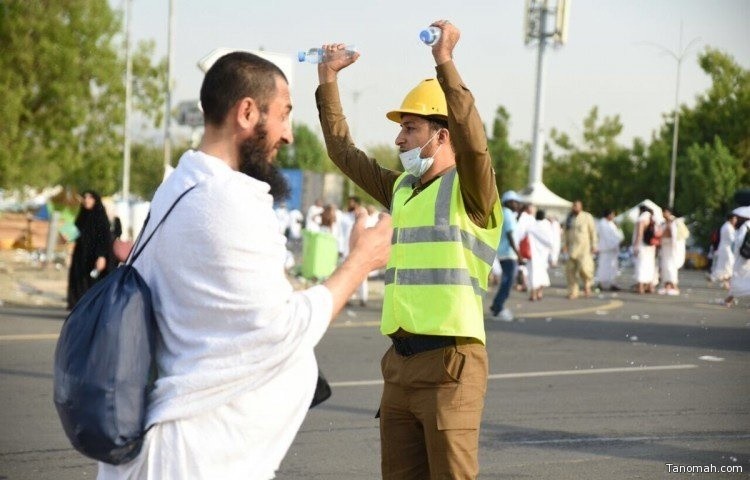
[487,106,527,193]
[350,143,401,209]
[367,143,401,172]
[276,123,331,172]
[654,48,750,187]
[546,107,640,211]
[620,217,635,247]
[676,137,743,243]
[0,0,166,194]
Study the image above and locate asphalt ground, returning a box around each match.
[0,268,748,479]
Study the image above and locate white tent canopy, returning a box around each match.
[518,182,572,220]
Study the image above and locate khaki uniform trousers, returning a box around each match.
[379,341,488,480]
[565,255,594,296]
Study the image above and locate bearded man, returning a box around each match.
[97,51,392,480]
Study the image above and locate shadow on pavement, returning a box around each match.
[480,422,750,469]
[485,317,750,353]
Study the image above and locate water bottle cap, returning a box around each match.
[419,30,432,43]
[297,51,306,62]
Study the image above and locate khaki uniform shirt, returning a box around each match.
[314,61,497,229]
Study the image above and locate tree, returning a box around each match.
[654,48,750,190]
[367,143,400,172]
[0,1,165,194]
[545,107,640,212]
[487,106,527,193]
[276,123,330,172]
[677,137,743,243]
[637,48,748,246]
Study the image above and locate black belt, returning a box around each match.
[390,334,456,357]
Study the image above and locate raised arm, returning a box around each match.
[431,21,498,229]
[315,45,400,210]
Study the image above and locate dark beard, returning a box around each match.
[238,121,290,202]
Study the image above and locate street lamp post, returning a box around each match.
[644,24,700,210]
[163,0,175,171]
[121,0,133,240]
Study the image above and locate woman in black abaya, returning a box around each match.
[67,190,114,309]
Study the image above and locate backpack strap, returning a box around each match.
[126,185,198,265]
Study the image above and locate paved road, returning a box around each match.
[1,269,748,479]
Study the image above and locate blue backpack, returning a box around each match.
[54,187,195,464]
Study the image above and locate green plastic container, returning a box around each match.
[301,229,339,280]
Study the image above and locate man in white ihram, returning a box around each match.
[98,51,392,480]
[595,209,624,291]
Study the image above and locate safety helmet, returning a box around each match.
[386,78,448,123]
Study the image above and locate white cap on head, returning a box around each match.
[501,190,523,204]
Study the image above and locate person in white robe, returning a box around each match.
[305,198,324,232]
[657,207,688,295]
[711,214,737,289]
[515,203,536,292]
[725,206,750,307]
[595,209,624,291]
[97,52,392,480]
[549,216,562,267]
[526,210,553,301]
[274,202,290,236]
[288,208,304,241]
[632,205,657,294]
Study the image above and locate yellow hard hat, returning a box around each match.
[386,78,447,123]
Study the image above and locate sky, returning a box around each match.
[112,0,750,151]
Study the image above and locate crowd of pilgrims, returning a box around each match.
[487,194,750,316]
[273,194,749,316]
[67,190,749,316]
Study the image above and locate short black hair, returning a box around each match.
[200,51,287,127]
[426,115,449,132]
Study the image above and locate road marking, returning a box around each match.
[507,432,750,446]
[514,300,623,318]
[332,320,382,328]
[330,364,697,388]
[1,300,624,338]
[0,333,59,341]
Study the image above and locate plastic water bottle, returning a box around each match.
[419,26,441,46]
[297,45,357,64]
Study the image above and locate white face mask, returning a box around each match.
[398,130,441,178]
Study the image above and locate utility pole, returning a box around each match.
[121,0,133,239]
[163,0,175,171]
[520,0,572,218]
[525,0,570,186]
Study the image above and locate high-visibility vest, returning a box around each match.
[381,168,502,344]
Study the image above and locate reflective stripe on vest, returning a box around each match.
[384,267,485,297]
[381,168,502,343]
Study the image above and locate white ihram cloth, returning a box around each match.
[526,219,553,290]
[633,211,657,284]
[659,220,687,285]
[711,221,736,282]
[549,219,562,266]
[595,218,624,288]
[98,150,333,480]
[729,222,750,298]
